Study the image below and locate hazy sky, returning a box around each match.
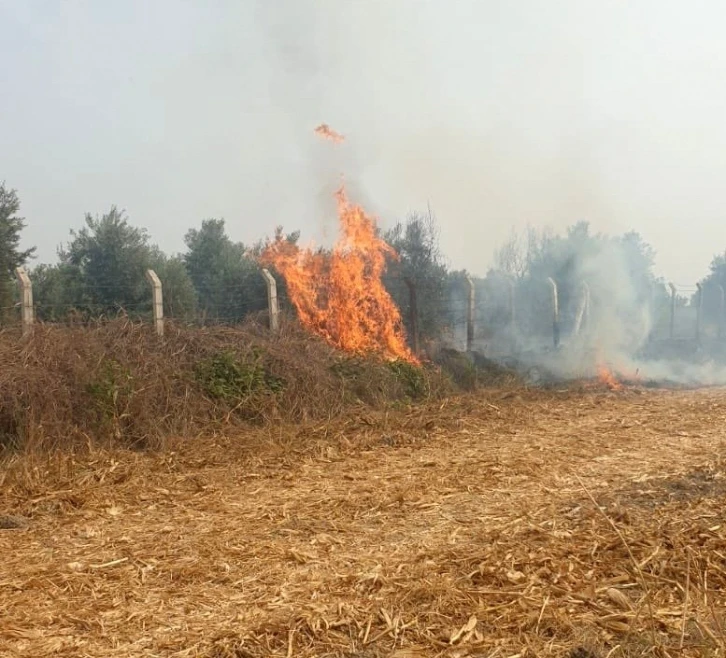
[2,0,725,285]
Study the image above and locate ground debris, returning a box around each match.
[1,388,726,657]
[0,514,28,529]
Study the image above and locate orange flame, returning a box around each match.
[261,184,418,364]
[597,363,623,391]
[314,123,345,143]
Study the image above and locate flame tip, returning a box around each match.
[314,123,345,143]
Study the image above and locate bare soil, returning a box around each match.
[2,386,726,657]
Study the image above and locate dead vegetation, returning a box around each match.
[0,316,495,452]
[2,386,726,656]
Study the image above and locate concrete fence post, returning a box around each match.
[547,277,559,348]
[573,282,590,337]
[669,283,677,340]
[145,269,164,337]
[260,268,280,334]
[508,279,516,331]
[696,282,703,344]
[506,279,517,353]
[465,275,475,352]
[718,284,725,340]
[15,266,34,337]
[648,284,657,343]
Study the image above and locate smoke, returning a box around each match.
[248,1,726,387]
[463,229,726,388]
[577,239,652,360]
[246,0,612,260]
[4,1,726,284]
[6,0,725,386]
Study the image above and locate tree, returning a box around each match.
[0,183,35,319]
[33,213,197,322]
[57,207,153,316]
[183,219,267,323]
[615,231,657,302]
[698,252,726,330]
[148,248,198,320]
[383,210,449,343]
[31,263,85,322]
[493,226,554,281]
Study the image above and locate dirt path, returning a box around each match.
[2,388,726,657]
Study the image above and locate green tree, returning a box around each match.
[34,219,197,322]
[697,252,726,330]
[31,263,85,322]
[149,249,198,320]
[494,225,554,282]
[58,207,152,316]
[489,222,659,343]
[183,219,267,323]
[0,183,35,319]
[615,231,657,301]
[383,210,449,343]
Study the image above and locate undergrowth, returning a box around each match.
[195,349,284,401]
[85,359,135,442]
[387,359,430,399]
[0,316,516,452]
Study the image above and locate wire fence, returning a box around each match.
[2,268,724,360]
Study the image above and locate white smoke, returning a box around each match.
[473,234,726,387]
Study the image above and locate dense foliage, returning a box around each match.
[2,180,723,349]
[0,183,36,318]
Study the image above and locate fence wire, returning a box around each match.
[3,271,724,358]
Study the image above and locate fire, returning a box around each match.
[597,363,623,391]
[314,123,345,143]
[261,125,417,364]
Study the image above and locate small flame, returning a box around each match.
[314,123,344,143]
[597,363,623,391]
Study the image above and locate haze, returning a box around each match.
[2,0,724,286]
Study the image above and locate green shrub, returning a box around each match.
[387,359,429,400]
[435,348,479,391]
[195,349,283,403]
[86,359,133,420]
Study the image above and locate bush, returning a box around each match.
[0,314,521,453]
[196,349,283,400]
[85,359,134,440]
[387,359,430,400]
[0,317,474,452]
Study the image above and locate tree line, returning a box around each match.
[2,180,724,345]
[0,183,454,340]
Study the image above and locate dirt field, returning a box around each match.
[2,386,726,657]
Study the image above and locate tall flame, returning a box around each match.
[261,125,417,363]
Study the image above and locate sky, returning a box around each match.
[2,0,726,287]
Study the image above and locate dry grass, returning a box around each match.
[0,316,462,452]
[2,386,726,656]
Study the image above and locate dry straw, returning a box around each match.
[1,385,726,656]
